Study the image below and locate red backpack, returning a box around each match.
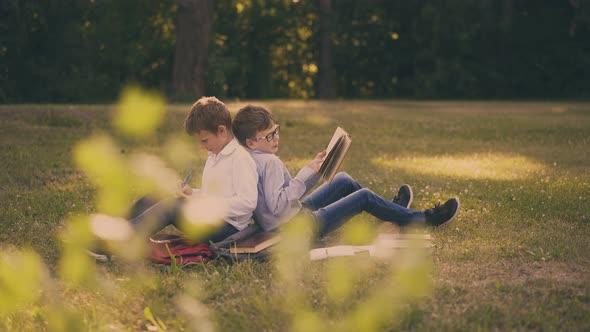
[148,234,212,265]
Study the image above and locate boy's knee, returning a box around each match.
[357,188,372,200]
[358,188,381,205]
[334,172,353,182]
[334,172,362,191]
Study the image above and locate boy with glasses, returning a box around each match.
[232,105,459,237]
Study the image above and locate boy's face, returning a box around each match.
[194,127,230,154]
[247,122,280,154]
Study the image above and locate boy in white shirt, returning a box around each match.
[232,105,459,236]
[129,97,258,242]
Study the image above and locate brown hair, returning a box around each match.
[183,96,232,135]
[232,105,275,146]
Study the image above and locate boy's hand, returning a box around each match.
[176,183,193,198]
[307,150,327,173]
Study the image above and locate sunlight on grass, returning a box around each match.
[305,114,332,126]
[372,153,546,180]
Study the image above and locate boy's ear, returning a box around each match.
[245,138,255,150]
[217,125,227,135]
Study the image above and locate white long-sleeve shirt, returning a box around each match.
[249,150,319,231]
[201,138,258,230]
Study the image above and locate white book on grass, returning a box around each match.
[309,234,433,261]
[310,245,376,261]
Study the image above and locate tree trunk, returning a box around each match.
[480,0,495,31]
[500,0,513,33]
[317,0,336,99]
[172,0,212,99]
[569,0,590,36]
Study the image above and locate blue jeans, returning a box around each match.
[301,172,425,237]
[128,196,238,243]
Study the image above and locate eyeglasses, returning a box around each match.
[254,125,280,142]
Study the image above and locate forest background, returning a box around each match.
[2,0,589,103]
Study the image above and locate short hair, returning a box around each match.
[183,96,232,135]
[232,105,275,146]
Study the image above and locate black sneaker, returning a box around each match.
[424,197,460,227]
[392,184,413,208]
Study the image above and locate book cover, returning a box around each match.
[318,127,352,183]
[229,232,281,254]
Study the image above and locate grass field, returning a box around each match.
[1,100,589,331]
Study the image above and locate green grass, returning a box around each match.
[1,101,589,331]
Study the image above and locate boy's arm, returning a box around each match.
[264,158,315,216]
[301,150,324,192]
[224,155,258,219]
[304,173,321,192]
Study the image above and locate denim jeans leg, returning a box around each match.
[302,172,363,210]
[206,223,239,243]
[129,197,183,236]
[313,188,426,237]
[129,197,239,243]
[127,196,158,219]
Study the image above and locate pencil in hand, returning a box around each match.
[181,169,193,187]
[177,169,193,198]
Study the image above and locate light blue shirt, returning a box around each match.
[249,150,319,231]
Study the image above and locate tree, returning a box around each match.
[172,0,213,99]
[480,0,512,32]
[569,0,590,36]
[317,0,336,98]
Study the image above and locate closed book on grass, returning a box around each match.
[229,232,281,254]
[318,127,352,183]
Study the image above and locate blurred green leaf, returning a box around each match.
[59,215,96,287]
[0,250,45,315]
[73,135,139,215]
[113,85,165,138]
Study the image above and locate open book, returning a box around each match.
[318,127,352,182]
[309,233,433,261]
[229,232,281,254]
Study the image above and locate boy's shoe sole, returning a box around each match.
[403,184,413,209]
[86,250,110,262]
[439,197,460,227]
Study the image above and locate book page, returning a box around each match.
[318,135,343,176]
[309,245,355,260]
[322,134,351,182]
[309,245,375,260]
[318,127,351,182]
[325,127,347,155]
